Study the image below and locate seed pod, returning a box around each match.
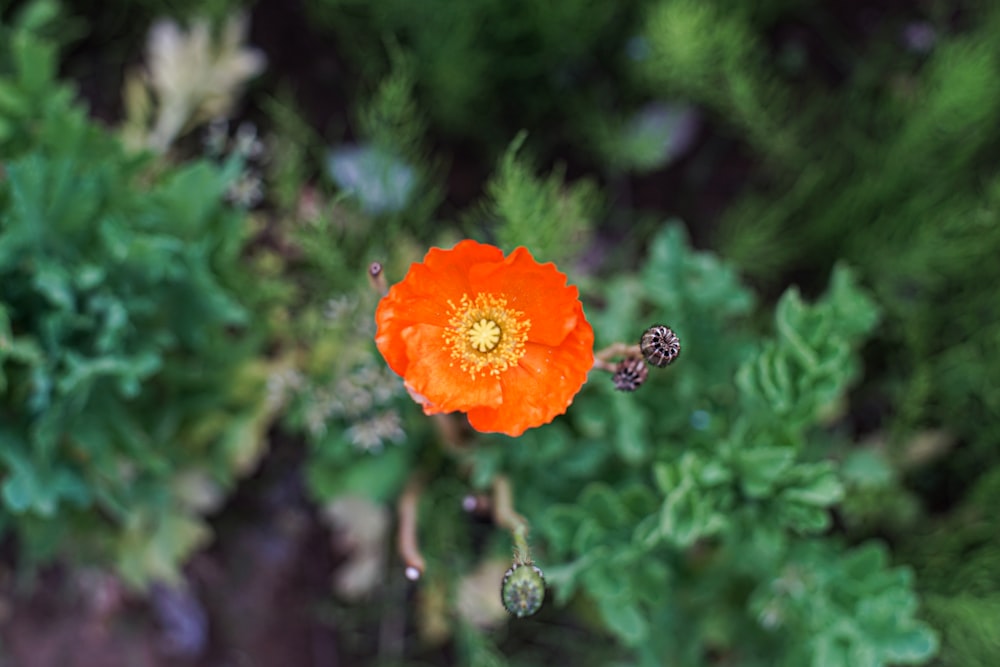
[640,325,681,367]
[368,261,388,294]
[501,563,545,618]
[612,356,648,392]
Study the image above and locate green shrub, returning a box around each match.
[308,0,647,155]
[0,8,270,586]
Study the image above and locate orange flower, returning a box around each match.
[375,240,594,437]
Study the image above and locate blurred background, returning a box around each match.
[0,0,998,665]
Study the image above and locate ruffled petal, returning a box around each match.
[387,240,505,328]
[375,240,594,437]
[468,246,581,346]
[466,317,594,436]
[400,323,503,414]
[376,240,504,375]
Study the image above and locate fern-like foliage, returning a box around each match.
[486,133,600,266]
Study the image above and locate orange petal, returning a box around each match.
[400,323,503,414]
[388,240,505,327]
[469,246,581,346]
[466,319,594,436]
[376,240,504,374]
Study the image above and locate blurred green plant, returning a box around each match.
[307,0,647,157]
[625,3,1000,662]
[638,0,799,162]
[697,3,1000,482]
[0,6,272,586]
[486,132,599,266]
[902,466,1000,667]
[454,225,933,665]
[0,2,977,665]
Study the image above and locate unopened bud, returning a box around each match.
[612,356,648,392]
[501,563,545,618]
[640,325,681,367]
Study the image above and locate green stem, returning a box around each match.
[492,475,533,565]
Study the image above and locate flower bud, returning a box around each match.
[640,325,681,367]
[612,356,648,391]
[501,563,545,618]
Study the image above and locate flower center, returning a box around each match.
[443,293,530,377]
[468,318,502,352]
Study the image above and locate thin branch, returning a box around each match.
[492,475,532,565]
[397,473,426,580]
[368,261,389,296]
[594,342,642,363]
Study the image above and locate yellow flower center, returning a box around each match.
[468,319,502,352]
[443,293,530,377]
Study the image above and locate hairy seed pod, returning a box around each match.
[501,563,545,618]
[612,356,648,392]
[640,325,681,367]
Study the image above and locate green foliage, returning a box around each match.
[0,1,76,152]
[2,2,986,665]
[901,467,1000,666]
[710,4,1000,480]
[487,132,600,265]
[0,11,268,586]
[639,0,798,160]
[308,0,645,154]
[736,265,879,433]
[749,541,937,667]
[462,224,934,665]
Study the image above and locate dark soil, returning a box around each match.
[1,441,343,667]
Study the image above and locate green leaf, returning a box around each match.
[781,463,844,507]
[116,509,212,588]
[752,540,938,667]
[737,264,878,431]
[735,446,795,498]
[489,132,599,265]
[658,454,732,547]
[307,445,410,504]
[580,482,631,531]
[597,597,649,646]
[640,222,755,319]
[12,32,57,95]
[612,392,648,464]
[0,79,29,115]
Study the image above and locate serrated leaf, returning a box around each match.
[540,504,588,558]
[660,479,729,547]
[736,446,795,498]
[580,482,631,531]
[653,460,676,495]
[572,516,606,554]
[597,597,649,646]
[0,80,29,116]
[781,466,844,507]
[612,392,648,464]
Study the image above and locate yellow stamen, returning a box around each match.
[443,293,530,377]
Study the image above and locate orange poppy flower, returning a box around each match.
[375,240,594,437]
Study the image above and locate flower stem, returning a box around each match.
[369,261,388,295]
[593,342,643,372]
[397,473,426,580]
[492,475,532,565]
